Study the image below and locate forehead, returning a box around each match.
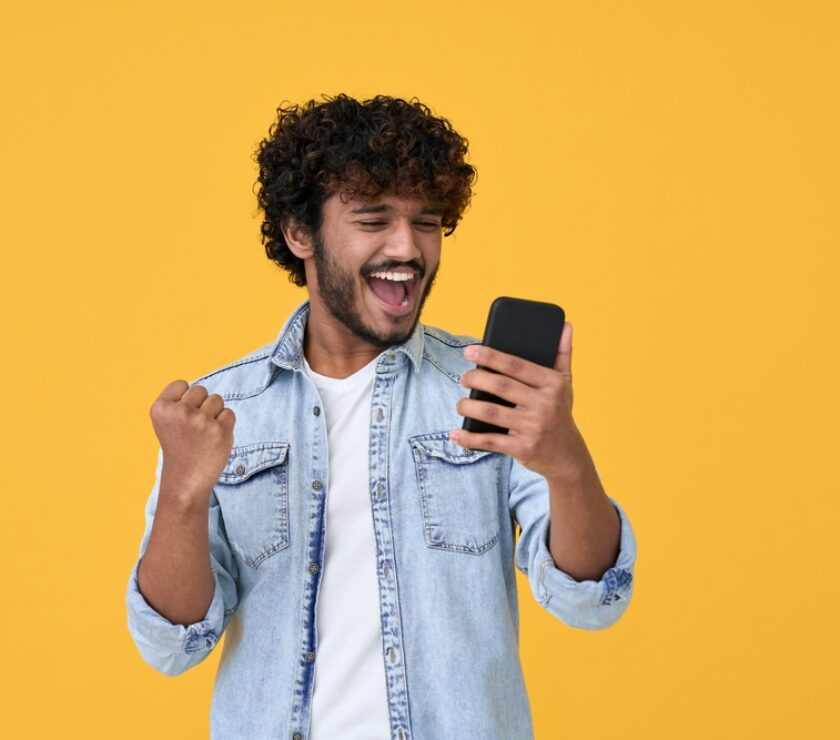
[327,190,444,216]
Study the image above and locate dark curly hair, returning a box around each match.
[254,93,477,286]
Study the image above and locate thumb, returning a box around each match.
[553,321,572,379]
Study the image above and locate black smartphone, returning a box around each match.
[461,297,566,435]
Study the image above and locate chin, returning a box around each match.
[360,309,421,347]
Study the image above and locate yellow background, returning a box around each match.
[2,1,838,737]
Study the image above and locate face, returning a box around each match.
[307,191,443,349]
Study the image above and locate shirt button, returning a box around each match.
[383,562,389,578]
[309,563,319,574]
[313,405,321,416]
[388,646,397,663]
[384,353,394,361]
[376,482,385,498]
[376,407,384,422]
[312,480,322,491]
[293,734,303,740]
[235,463,246,475]
[305,651,315,663]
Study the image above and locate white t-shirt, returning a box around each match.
[302,353,391,739]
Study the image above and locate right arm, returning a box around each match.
[125,380,240,676]
[136,479,215,627]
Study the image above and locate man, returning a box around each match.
[126,93,637,740]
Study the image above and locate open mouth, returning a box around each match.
[364,270,420,316]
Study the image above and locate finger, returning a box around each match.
[448,428,516,456]
[217,407,236,429]
[157,379,190,403]
[455,398,526,433]
[463,344,551,388]
[200,393,226,418]
[180,383,209,408]
[553,321,572,378]
[459,367,537,406]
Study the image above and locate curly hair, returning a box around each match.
[254,93,477,286]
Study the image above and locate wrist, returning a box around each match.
[158,477,212,517]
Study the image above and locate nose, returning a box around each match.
[382,218,421,262]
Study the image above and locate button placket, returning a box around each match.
[369,362,412,734]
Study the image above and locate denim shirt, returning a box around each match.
[125,300,637,740]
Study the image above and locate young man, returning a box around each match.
[126,94,637,740]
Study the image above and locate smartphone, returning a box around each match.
[461,297,566,435]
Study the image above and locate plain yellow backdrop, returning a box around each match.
[2,1,838,738]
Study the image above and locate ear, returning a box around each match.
[280,216,315,260]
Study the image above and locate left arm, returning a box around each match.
[544,438,620,582]
[451,321,620,582]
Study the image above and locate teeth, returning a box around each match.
[369,271,415,282]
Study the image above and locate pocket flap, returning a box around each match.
[219,442,289,483]
[409,432,496,464]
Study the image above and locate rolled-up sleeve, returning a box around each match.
[125,447,240,676]
[509,457,637,630]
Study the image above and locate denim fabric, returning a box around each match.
[126,299,637,740]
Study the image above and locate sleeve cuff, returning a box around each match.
[532,496,637,629]
[126,557,226,656]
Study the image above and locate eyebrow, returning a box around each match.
[350,204,445,216]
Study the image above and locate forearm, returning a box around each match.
[136,479,215,627]
[546,455,621,582]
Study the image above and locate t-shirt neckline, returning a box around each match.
[301,352,381,392]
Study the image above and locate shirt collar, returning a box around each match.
[269,299,425,374]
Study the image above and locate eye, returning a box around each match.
[359,221,386,226]
[416,221,441,228]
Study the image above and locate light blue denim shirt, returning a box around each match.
[126,300,637,740]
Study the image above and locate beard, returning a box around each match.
[312,231,439,350]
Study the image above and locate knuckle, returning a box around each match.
[496,376,512,395]
[166,379,189,394]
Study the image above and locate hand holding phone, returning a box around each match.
[461,297,565,435]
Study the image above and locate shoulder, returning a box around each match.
[187,340,277,400]
[421,324,481,383]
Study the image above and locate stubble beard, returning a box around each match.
[312,232,439,350]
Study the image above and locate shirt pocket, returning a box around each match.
[213,442,290,569]
[409,432,503,555]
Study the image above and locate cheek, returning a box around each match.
[423,241,442,265]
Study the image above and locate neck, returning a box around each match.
[302,301,384,379]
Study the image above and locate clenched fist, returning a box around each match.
[150,380,236,506]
